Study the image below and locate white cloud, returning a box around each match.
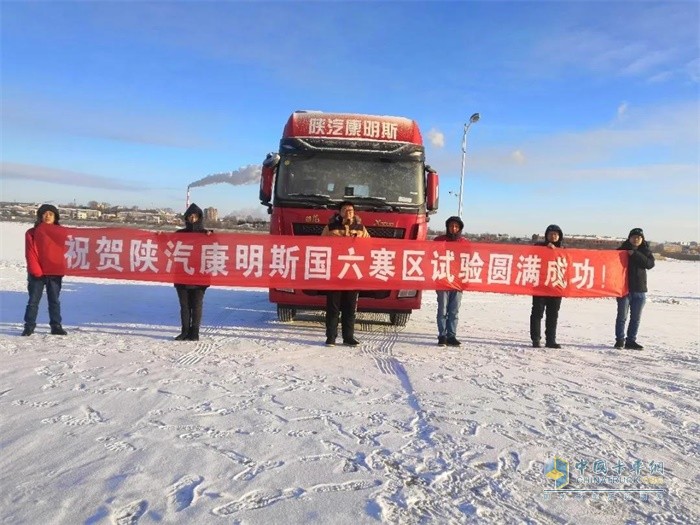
[511,150,526,165]
[528,3,698,83]
[616,102,629,120]
[474,101,698,181]
[427,128,445,149]
[647,71,674,83]
[685,57,700,83]
[621,50,674,77]
[0,162,143,191]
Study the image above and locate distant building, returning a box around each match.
[660,243,683,253]
[532,234,625,250]
[204,207,218,223]
[117,211,161,224]
[61,207,102,220]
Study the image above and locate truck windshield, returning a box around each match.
[276,155,424,206]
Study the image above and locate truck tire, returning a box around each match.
[390,312,410,327]
[277,306,296,322]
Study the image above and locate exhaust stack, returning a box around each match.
[186,186,191,209]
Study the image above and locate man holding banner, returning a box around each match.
[321,201,370,347]
[435,216,468,347]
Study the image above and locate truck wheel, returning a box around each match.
[277,306,296,322]
[390,312,410,327]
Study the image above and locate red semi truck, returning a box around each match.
[259,110,440,325]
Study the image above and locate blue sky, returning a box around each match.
[1,1,698,242]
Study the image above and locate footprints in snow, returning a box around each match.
[110,475,202,524]
[166,474,203,512]
[112,499,147,525]
[41,406,105,426]
[97,436,136,452]
[212,480,380,516]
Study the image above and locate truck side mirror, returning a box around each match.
[426,169,439,212]
[259,152,280,205]
[262,152,280,168]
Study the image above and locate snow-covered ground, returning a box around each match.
[1,221,698,524]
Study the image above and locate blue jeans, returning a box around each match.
[616,292,646,343]
[436,290,462,338]
[23,274,63,330]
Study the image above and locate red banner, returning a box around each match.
[33,225,628,297]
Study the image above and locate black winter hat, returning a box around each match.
[545,224,562,236]
[628,227,644,240]
[184,203,203,221]
[36,204,60,225]
[339,200,355,211]
[544,224,563,247]
[445,216,464,232]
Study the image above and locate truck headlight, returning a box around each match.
[397,289,417,298]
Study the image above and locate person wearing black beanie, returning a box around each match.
[21,204,67,336]
[173,203,212,341]
[614,227,655,350]
[530,224,565,349]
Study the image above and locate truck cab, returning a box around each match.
[260,111,439,325]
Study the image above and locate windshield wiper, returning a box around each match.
[281,200,328,209]
[345,196,386,203]
[287,193,331,200]
[344,196,401,212]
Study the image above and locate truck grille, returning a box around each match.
[366,226,406,239]
[292,223,325,236]
[292,223,406,239]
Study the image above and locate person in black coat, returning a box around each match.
[614,227,655,350]
[174,203,211,341]
[530,224,564,348]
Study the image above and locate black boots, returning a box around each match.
[624,341,644,350]
[50,325,67,335]
[445,337,461,347]
[437,336,447,347]
[325,327,337,347]
[174,327,199,341]
[21,326,66,336]
[614,339,624,349]
[534,339,560,349]
[326,335,359,346]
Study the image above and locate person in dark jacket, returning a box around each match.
[174,203,211,341]
[321,201,370,347]
[434,216,468,347]
[530,224,564,348]
[22,204,67,336]
[615,227,655,350]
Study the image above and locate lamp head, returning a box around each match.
[469,113,480,123]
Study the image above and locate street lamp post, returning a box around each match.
[457,112,480,217]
